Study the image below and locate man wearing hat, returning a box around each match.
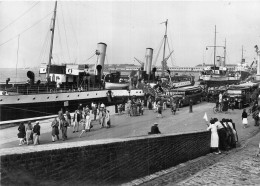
[148,123,161,134]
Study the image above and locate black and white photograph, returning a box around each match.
[0,0,260,185]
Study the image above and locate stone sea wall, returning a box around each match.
[0,131,210,185]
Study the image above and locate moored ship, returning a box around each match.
[0,2,144,122]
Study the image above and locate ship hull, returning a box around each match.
[0,89,144,121]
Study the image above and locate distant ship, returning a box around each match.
[199,26,251,87]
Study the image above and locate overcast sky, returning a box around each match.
[0,0,260,68]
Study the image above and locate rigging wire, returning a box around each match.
[0,2,40,33]
[0,11,53,48]
[64,2,79,54]
[153,37,164,67]
[15,35,20,83]
[37,19,52,65]
[60,3,72,63]
[166,38,175,67]
[56,16,65,63]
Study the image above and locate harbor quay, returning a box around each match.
[0,102,260,185]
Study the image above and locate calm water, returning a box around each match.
[0,68,45,84]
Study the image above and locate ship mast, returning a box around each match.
[224,38,226,66]
[161,19,168,77]
[241,45,244,64]
[47,1,57,82]
[213,25,217,72]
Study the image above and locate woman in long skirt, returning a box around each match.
[242,109,248,128]
[18,122,26,146]
[51,117,59,142]
[105,110,111,128]
[25,121,33,145]
[207,120,221,154]
[79,113,91,138]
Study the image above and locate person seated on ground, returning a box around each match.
[148,123,161,135]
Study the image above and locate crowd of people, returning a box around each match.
[17,102,111,145]
[207,118,238,154]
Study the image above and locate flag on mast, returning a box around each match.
[203,112,208,122]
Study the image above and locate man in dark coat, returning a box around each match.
[148,123,161,134]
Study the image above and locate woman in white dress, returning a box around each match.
[105,109,111,128]
[79,112,91,138]
[242,109,248,128]
[207,119,221,154]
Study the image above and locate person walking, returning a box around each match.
[99,108,106,128]
[79,112,92,138]
[73,109,81,133]
[242,109,248,128]
[25,121,33,145]
[105,109,111,128]
[17,122,26,146]
[33,121,41,145]
[207,119,221,154]
[60,117,68,141]
[51,117,60,142]
[65,110,72,127]
[171,101,177,115]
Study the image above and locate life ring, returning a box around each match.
[2,91,6,95]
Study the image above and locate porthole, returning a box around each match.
[47,97,49,99]
[96,93,97,95]
[56,96,58,98]
[67,95,69,97]
[17,98,20,101]
[0,99,2,101]
[78,95,80,97]
[33,97,36,100]
[87,94,89,96]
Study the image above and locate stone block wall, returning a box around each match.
[0,131,210,185]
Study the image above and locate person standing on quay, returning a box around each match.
[189,98,193,113]
[51,117,59,142]
[25,121,33,145]
[33,121,41,145]
[242,109,248,128]
[219,92,223,112]
[17,122,26,146]
[207,119,221,154]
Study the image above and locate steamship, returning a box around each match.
[199,26,251,87]
[0,2,144,122]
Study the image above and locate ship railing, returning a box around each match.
[4,85,105,95]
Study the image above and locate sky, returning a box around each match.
[0,0,260,69]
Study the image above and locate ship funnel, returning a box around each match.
[95,42,107,77]
[145,48,153,75]
[27,71,35,85]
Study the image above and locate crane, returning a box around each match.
[134,57,144,70]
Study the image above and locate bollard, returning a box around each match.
[189,99,193,113]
